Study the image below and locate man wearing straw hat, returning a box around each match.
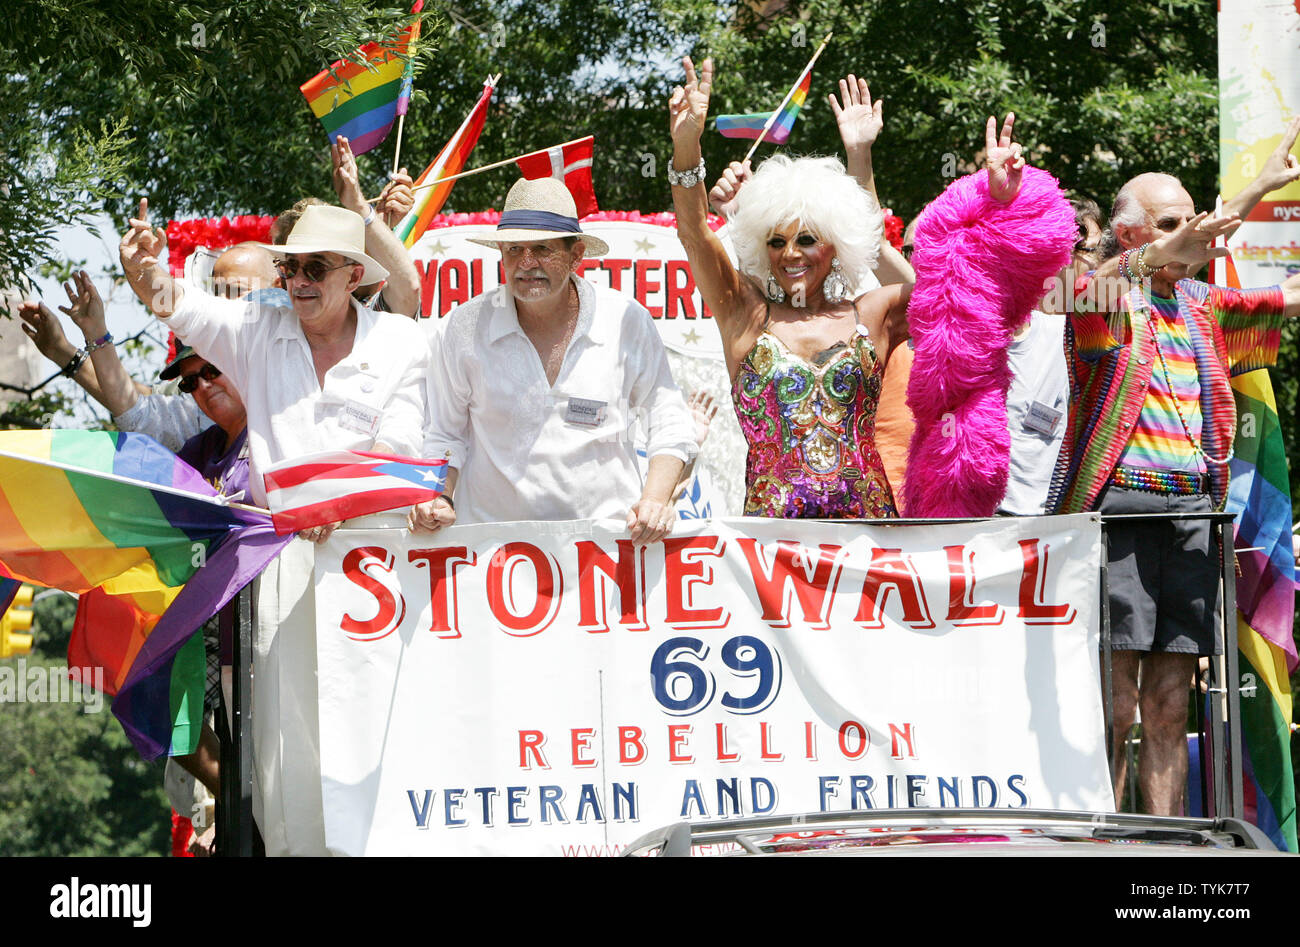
[411,176,696,541]
[120,199,427,855]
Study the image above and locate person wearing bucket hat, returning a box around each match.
[120,196,427,856]
[412,176,697,541]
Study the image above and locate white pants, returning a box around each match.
[252,537,329,856]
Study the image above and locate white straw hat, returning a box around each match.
[469,177,609,257]
[260,204,389,284]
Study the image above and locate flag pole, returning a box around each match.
[373,133,591,200]
[741,30,834,165]
[391,113,407,178]
[0,450,267,516]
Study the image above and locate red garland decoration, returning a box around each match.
[880,209,905,251]
[423,209,727,233]
[165,215,277,278]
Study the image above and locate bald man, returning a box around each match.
[1048,159,1300,816]
[210,242,279,300]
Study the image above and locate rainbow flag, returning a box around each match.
[0,430,290,759]
[394,77,496,249]
[300,2,424,156]
[716,67,813,144]
[1220,252,1297,851]
[1226,369,1297,851]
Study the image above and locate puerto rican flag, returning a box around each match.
[263,450,447,535]
[516,136,599,217]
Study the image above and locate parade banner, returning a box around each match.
[1219,1,1300,286]
[315,514,1110,856]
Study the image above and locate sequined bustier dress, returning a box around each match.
[732,329,897,518]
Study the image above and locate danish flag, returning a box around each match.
[515,136,599,217]
[263,449,446,534]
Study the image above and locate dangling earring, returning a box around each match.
[823,257,850,303]
[766,272,786,303]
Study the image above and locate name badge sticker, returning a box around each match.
[1024,400,1063,436]
[564,397,607,427]
[340,399,382,437]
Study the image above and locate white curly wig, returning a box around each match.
[729,154,884,296]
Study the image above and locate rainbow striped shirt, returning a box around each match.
[1117,294,1205,473]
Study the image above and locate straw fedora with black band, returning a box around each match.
[469,177,609,257]
[259,204,389,284]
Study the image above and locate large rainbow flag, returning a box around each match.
[1226,366,1297,851]
[394,77,496,249]
[716,67,813,144]
[0,430,290,758]
[300,2,424,156]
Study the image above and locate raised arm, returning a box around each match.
[1222,117,1300,222]
[669,57,752,328]
[119,198,185,318]
[829,75,913,288]
[1078,211,1240,313]
[56,271,139,417]
[16,299,112,404]
[332,136,421,318]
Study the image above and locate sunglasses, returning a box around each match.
[178,363,222,394]
[275,257,356,282]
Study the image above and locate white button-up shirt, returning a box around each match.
[167,286,427,506]
[424,275,697,524]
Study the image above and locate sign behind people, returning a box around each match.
[409,218,729,360]
[314,514,1110,856]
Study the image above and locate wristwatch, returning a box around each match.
[667,158,707,189]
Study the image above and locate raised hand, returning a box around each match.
[669,56,714,145]
[58,270,108,341]
[16,300,75,363]
[828,75,883,152]
[1256,116,1300,194]
[1152,210,1240,270]
[378,167,415,226]
[118,198,167,279]
[687,389,718,447]
[331,136,367,214]
[708,160,752,218]
[984,113,1025,203]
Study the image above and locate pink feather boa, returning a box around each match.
[902,166,1076,517]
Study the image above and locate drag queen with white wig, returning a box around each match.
[669,58,912,518]
[669,57,1078,520]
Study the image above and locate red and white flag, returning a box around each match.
[516,136,599,217]
[263,450,447,535]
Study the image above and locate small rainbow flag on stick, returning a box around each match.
[716,69,813,145]
[300,1,424,156]
[0,431,289,759]
[716,31,832,163]
[394,76,497,249]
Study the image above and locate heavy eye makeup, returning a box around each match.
[767,232,820,249]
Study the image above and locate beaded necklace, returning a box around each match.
[1141,302,1233,466]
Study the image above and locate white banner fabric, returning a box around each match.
[315,514,1111,856]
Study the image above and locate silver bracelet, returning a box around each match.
[667,158,707,189]
[362,205,376,227]
[62,349,87,378]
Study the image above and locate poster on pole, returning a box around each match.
[315,515,1110,856]
[1219,1,1300,286]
